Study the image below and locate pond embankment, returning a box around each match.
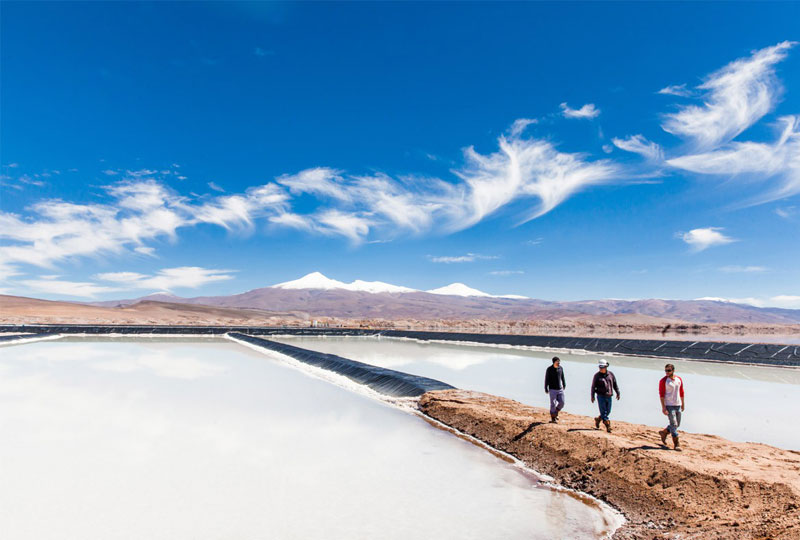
[419,389,800,540]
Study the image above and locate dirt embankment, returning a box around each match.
[418,389,800,540]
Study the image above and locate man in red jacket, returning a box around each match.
[658,363,685,451]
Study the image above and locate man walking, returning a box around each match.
[658,363,685,451]
[591,359,620,432]
[544,356,566,423]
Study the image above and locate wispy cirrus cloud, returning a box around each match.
[19,266,235,299]
[560,102,600,119]
[667,114,800,203]
[0,174,290,277]
[509,118,537,137]
[661,41,796,151]
[489,270,524,276]
[679,227,735,252]
[612,134,664,162]
[698,295,800,309]
[429,253,498,264]
[615,41,800,207]
[719,265,767,273]
[657,84,693,97]
[95,266,234,291]
[19,278,122,299]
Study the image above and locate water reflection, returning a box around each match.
[0,339,616,540]
[274,336,800,450]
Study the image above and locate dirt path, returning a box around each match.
[418,389,800,540]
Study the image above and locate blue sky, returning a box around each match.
[1,2,799,307]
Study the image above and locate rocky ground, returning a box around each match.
[419,389,800,540]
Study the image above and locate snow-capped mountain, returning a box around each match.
[273,272,417,294]
[426,282,529,299]
[427,283,492,297]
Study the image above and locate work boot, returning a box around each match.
[659,429,669,446]
[672,435,682,451]
[603,419,612,433]
[594,416,601,429]
[550,412,558,424]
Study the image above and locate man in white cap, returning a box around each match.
[590,358,620,432]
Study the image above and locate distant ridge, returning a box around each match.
[84,272,800,325]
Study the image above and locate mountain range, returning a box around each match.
[88,272,800,325]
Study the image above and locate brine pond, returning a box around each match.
[0,337,619,540]
[272,335,800,450]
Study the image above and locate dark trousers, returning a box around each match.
[597,395,613,421]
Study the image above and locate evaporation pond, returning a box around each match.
[0,337,617,540]
[272,335,800,450]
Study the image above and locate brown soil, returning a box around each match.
[418,389,800,540]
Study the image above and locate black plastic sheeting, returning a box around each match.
[2,325,799,367]
[0,333,49,344]
[228,332,454,397]
[378,331,800,368]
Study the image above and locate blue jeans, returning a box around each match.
[597,395,613,421]
[549,389,565,414]
[666,405,682,436]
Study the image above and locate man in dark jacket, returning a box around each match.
[590,358,620,432]
[544,356,566,423]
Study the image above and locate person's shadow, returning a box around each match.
[512,422,544,442]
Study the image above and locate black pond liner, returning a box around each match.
[0,333,58,344]
[228,332,455,398]
[374,331,800,367]
[2,325,799,367]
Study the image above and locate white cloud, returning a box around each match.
[612,134,664,162]
[429,253,498,264]
[560,102,600,119]
[661,41,796,151]
[20,278,121,299]
[314,210,372,242]
[489,270,524,276]
[276,168,349,201]
[697,295,800,309]
[719,265,767,273]
[680,227,735,251]
[509,118,537,137]
[208,182,225,192]
[134,246,157,257]
[0,177,289,277]
[451,133,618,226]
[775,206,796,219]
[102,170,118,176]
[657,84,693,97]
[770,295,800,309]
[602,144,613,154]
[95,266,234,291]
[667,115,800,203]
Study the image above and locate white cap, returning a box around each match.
[598,359,609,367]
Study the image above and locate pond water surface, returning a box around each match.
[0,337,618,540]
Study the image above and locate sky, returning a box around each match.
[1,2,799,307]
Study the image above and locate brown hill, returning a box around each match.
[0,295,306,326]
